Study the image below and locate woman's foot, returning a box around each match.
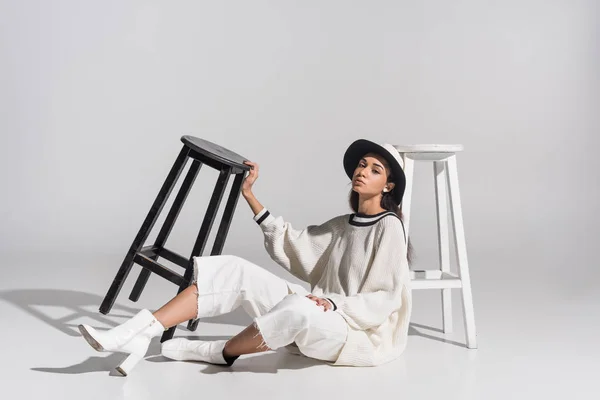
[78,309,165,376]
[161,338,236,365]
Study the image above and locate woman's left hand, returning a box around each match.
[306,294,333,312]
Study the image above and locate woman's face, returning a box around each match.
[351,152,394,198]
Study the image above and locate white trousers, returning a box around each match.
[191,255,348,362]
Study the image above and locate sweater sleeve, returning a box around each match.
[326,217,409,331]
[253,207,337,282]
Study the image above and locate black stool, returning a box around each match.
[99,135,250,342]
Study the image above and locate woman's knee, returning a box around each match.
[278,293,306,307]
[273,294,313,325]
[253,295,318,349]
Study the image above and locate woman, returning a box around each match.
[78,139,413,376]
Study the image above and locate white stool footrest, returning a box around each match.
[410,270,462,289]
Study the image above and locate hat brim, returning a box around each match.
[343,139,406,205]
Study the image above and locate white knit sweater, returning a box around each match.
[253,207,412,367]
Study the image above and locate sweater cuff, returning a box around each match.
[326,294,344,310]
[325,297,337,311]
[253,207,275,227]
[253,207,268,222]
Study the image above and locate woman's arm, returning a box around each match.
[256,212,336,282]
[242,190,264,217]
[241,161,335,282]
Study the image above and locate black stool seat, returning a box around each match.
[99,136,251,342]
[181,135,247,170]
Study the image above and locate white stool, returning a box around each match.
[394,144,477,349]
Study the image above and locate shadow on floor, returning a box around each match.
[408,323,468,348]
[31,334,324,375]
[31,353,132,376]
[195,351,328,374]
[2,288,467,375]
[0,288,251,339]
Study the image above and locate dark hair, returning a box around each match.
[348,172,415,266]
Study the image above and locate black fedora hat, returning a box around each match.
[343,139,406,205]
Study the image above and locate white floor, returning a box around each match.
[1,252,597,400]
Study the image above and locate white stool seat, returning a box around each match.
[395,144,464,153]
[395,144,464,161]
[394,143,477,349]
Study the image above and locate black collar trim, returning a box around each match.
[348,212,406,242]
[354,210,390,218]
[349,211,399,226]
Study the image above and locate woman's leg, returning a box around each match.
[222,322,270,358]
[161,292,349,365]
[153,254,291,329]
[149,254,295,331]
[160,255,297,364]
[184,255,291,319]
[153,285,198,329]
[80,254,292,374]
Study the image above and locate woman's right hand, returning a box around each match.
[242,161,259,196]
[306,294,333,312]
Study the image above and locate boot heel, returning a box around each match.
[115,353,143,376]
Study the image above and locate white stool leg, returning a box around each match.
[434,160,452,334]
[446,155,477,348]
[400,155,415,239]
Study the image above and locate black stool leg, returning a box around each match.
[161,167,231,342]
[211,171,245,256]
[129,160,202,302]
[186,171,246,331]
[99,146,189,315]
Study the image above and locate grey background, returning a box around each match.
[1,0,598,298]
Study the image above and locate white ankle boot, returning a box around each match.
[161,338,232,365]
[78,309,165,376]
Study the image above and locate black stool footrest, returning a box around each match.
[139,245,190,270]
[139,245,160,258]
[156,248,189,269]
[133,253,184,286]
